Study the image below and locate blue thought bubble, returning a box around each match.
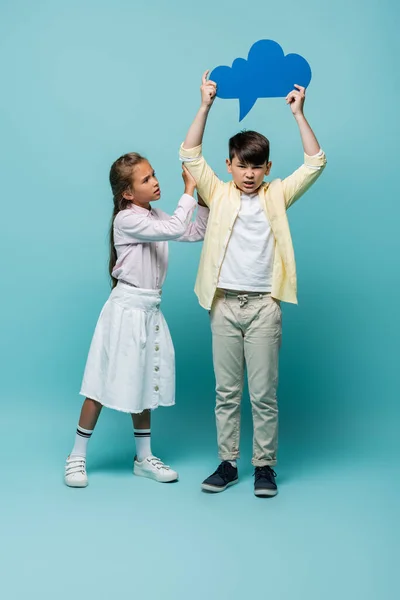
[210,39,312,121]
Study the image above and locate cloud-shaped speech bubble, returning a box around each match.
[210,39,312,121]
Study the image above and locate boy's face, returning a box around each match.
[226,155,272,194]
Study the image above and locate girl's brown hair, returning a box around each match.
[108,152,146,288]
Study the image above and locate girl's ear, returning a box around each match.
[122,189,134,201]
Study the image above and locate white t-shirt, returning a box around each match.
[217,192,274,292]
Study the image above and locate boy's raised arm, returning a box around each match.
[286,84,321,156]
[282,85,327,209]
[180,71,222,206]
[183,71,216,149]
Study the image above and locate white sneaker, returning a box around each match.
[133,455,178,483]
[64,455,88,488]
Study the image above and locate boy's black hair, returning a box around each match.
[229,130,270,164]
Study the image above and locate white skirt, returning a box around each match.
[80,282,175,413]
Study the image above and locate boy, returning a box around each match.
[180,71,326,497]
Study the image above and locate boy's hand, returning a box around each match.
[286,84,306,117]
[200,70,217,109]
[182,165,196,196]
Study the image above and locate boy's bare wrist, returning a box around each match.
[199,103,212,114]
[184,187,195,197]
[293,112,306,123]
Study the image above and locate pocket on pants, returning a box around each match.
[273,298,282,318]
[257,297,282,330]
[208,295,221,319]
[209,296,228,333]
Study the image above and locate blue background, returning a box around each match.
[0,1,398,598]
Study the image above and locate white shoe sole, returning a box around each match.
[64,478,88,488]
[201,478,239,493]
[133,464,178,483]
[254,488,278,497]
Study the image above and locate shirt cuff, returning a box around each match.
[179,143,203,161]
[304,150,326,168]
[308,148,324,158]
[179,193,197,210]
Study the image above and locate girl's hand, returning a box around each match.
[286,84,306,117]
[182,164,196,196]
[200,70,217,108]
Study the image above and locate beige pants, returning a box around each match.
[210,290,282,467]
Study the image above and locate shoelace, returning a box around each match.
[254,466,277,482]
[147,456,170,470]
[215,461,235,478]
[66,457,86,475]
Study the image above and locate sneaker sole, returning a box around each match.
[64,479,88,488]
[133,465,178,483]
[201,478,239,493]
[254,488,278,497]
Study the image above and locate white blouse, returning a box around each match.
[112,194,208,289]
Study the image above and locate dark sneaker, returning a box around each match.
[254,466,278,497]
[202,461,239,493]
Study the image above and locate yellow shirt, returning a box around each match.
[179,144,327,310]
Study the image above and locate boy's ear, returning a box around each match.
[226,158,232,174]
[265,161,272,176]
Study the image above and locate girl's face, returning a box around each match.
[123,160,161,209]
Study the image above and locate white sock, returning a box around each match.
[134,429,152,461]
[228,460,237,468]
[70,426,93,458]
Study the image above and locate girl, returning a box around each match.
[64,152,208,487]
